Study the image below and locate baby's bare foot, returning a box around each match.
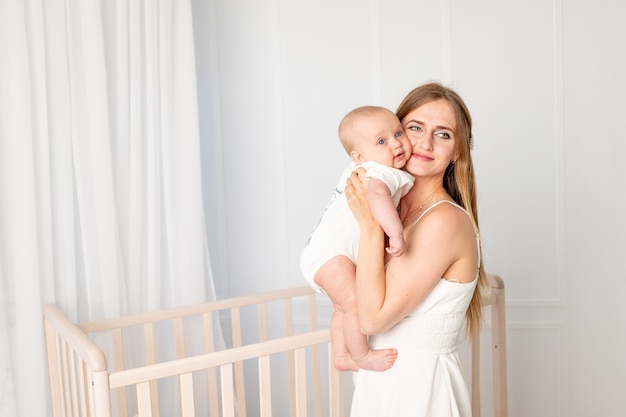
[355,348,398,372]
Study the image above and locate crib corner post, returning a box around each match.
[489,274,509,417]
[90,370,112,417]
[44,309,64,417]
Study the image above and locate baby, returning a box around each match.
[300,106,414,372]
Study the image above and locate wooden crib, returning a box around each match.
[44,274,508,417]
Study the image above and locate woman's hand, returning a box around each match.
[344,168,377,227]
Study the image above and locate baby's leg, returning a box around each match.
[328,305,356,371]
[341,306,397,372]
[315,256,397,372]
[316,257,358,371]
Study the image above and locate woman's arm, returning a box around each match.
[346,171,463,335]
[344,171,388,333]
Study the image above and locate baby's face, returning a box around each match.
[353,111,411,169]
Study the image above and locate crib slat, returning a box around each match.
[203,312,220,417]
[112,328,129,417]
[68,348,80,417]
[307,293,318,331]
[77,359,88,417]
[471,332,481,417]
[336,366,345,417]
[284,299,296,417]
[143,322,161,417]
[294,347,307,417]
[60,340,72,416]
[258,303,268,342]
[175,317,186,359]
[309,343,322,417]
[44,324,64,417]
[220,364,236,417]
[180,372,196,417]
[328,343,344,417]
[230,307,247,417]
[137,381,153,417]
[307,293,322,417]
[284,298,294,335]
[144,322,156,363]
[258,355,272,417]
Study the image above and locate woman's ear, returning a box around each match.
[350,150,364,164]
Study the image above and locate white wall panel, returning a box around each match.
[507,324,563,417]
[562,1,626,415]
[213,0,291,295]
[378,0,450,106]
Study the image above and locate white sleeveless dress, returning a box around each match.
[350,200,479,417]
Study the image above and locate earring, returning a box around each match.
[451,160,456,165]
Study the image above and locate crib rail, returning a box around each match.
[77,286,316,334]
[44,277,508,417]
[106,329,341,417]
[44,286,344,417]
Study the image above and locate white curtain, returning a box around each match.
[0,1,217,416]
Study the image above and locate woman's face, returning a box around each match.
[401,99,459,178]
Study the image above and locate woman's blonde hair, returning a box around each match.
[396,82,486,338]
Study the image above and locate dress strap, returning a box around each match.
[407,200,467,228]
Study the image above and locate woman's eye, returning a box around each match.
[437,131,451,139]
[377,138,386,145]
[407,125,422,132]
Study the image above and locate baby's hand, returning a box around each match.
[386,236,406,257]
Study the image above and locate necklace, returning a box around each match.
[402,184,442,225]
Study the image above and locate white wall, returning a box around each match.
[192,0,626,416]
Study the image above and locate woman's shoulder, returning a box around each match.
[397,199,477,283]
[409,200,474,239]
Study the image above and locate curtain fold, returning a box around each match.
[0,2,49,416]
[0,1,217,416]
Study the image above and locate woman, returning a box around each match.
[345,82,487,417]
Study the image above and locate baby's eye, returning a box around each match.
[395,130,403,138]
[377,138,386,145]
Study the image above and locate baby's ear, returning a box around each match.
[350,151,364,164]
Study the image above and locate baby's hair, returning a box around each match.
[337,106,394,154]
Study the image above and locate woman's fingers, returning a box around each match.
[347,168,368,194]
[354,167,367,183]
[346,171,372,223]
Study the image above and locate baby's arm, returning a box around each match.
[366,178,406,256]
